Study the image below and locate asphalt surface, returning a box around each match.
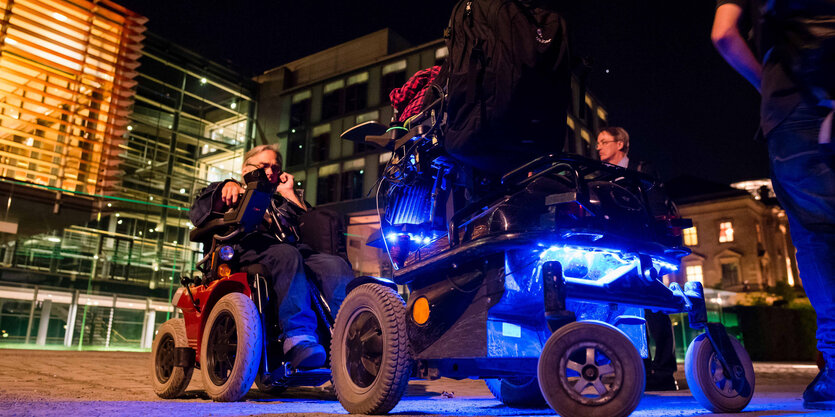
[0,349,828,417]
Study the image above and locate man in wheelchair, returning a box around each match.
[190,144,353,369]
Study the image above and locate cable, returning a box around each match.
[376,173,397,276]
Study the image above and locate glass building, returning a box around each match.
[0,0,256,349]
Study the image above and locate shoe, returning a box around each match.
[803,368,835,410]
[286,341,326,369]
[645,374,679,391]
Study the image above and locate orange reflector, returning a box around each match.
[217,263,232,279]
[412,296,430,325]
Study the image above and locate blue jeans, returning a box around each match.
[768,103,835,362]
[239,241,353,351]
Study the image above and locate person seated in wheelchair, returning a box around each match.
[189,144,353,369]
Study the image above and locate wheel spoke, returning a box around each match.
[592,379,607,395]
[361,355,380,376]
[360,326,381,343]
[567,360,583,373]
[597,363,614,376]
[573,377,589,393]
[586,347,596,366]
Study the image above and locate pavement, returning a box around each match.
[0,349,829,417]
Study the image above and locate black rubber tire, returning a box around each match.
[199,292,263,402]
[538,321,645,417]
[485,376,548,408]
[150,318,194,398]
[331,283,411,414]
[685,333,755,413]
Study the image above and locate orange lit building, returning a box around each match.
[0,0,146,194]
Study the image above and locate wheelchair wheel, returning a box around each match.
[685,333,755,413]
[150,318,194,398]
[331,283,411,414]
[485,376,548,408]
[537,321,644,417]
[200,292,263,402]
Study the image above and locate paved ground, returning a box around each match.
[0,349,827,416]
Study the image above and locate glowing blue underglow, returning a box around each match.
[539,245,639,283]
[385,231,434,246]
[651,258,680,273]
[537,245,680,284]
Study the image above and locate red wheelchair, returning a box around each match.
[150,169,333,401]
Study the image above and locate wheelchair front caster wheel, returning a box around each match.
[537,321,644,417]
[685,333,755,412]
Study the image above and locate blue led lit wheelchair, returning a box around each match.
[333,101,755,417]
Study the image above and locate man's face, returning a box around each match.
[242,150,281,184]
[596,131,624,163]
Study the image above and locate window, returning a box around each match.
[685,265,703,284]
[721,262,741,287]
[322,80,345,120]
[719,221,734,243]
[683,226,698,246]
[317,164,340,204]
[289,90,311,128]
[286,129,306,167]
[341,159,365,200]
[311,124,331,162]
[345,72,369,113]
[381,60,407,104]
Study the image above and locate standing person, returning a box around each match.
[597,126,679,391]
[189,144,354,370]
[713,0,835,409]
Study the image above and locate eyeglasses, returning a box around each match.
[245,162,282,174]
[596,140,618,148]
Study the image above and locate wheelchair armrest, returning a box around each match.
[189,216,235,243]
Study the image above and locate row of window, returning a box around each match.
[289,48,448,130]
[682,221,735,246]
[684,262,742,288]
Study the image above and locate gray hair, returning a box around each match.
[597,126,630,155]
[242,144,283,172]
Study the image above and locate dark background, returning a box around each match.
[118,0,768,183]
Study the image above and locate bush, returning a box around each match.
[726,305,817,361]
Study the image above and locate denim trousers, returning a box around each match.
[238,241,353,351]
[768,103,835,362]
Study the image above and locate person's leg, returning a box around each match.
[239,243,324,368]
[767,103,835,409]
[303,253,354,319]
[644,310,677,390]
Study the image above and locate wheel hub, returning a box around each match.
[559,342,621,405]
[155,334,176,383]
[582,365,599,381]
[206,311,238,386]
[709,352,739,397]
[344,309,383,389]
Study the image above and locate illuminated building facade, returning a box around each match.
[665,176,798,293]
[0,1,256,349]
[0,0,145,194]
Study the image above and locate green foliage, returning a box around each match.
[770,281,798,304]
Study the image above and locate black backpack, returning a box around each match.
[440,0,571,175]
[298,207,351,265]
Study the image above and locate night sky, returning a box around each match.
[118,0,769,184]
